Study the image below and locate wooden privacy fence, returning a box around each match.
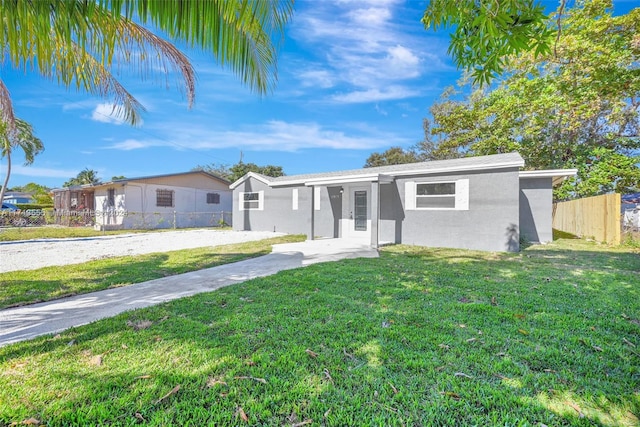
[552,193,621,244]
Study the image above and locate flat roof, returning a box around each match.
[231,152,526,189]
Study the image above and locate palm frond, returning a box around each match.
[56,40,147,125]
[117,0,295,94]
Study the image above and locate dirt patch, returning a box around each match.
[0,229,284,273]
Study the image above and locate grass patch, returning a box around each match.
[0,235,304,309]
[0,226,186,242]
[0,226,233,242]
[0,238,638,426]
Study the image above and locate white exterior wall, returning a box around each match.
[94,186,126,227]
[95,182,232,230]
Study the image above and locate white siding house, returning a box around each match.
[54,171,232,230]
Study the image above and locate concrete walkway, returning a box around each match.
[0,239,378,347]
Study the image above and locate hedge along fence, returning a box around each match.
[552,193,621,244]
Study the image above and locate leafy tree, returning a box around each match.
[253,164,286,180]
[422,0,556,85]
[420,0,640,198]
[193,164,233,180]
[0,118,44,204]
[364,119,458,167]
[64,168,101,187]
[20,182,53,204]
[21,183,50,193]
[364,147,420,168]
[0,0,294,127]
[195,161,285,182]
[111,176,127,181]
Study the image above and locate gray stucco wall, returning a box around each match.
[519,177,553,243]
[234,167,522,252]
[396,168,521,252]
[379,183,404,244]
[232,179,338,238]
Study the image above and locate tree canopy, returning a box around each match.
[422,0,556,85]
[369,0,639,199]
[63,168,102,187]
[10,182,53,204]
[194,161,285,183]
[364,146,420,168]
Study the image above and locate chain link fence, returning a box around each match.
[0,209,232,230]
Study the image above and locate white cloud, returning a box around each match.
[289,0,450,103]
[347,7,392,27]
[103,120,410,153]
[297,69,336,89]
[1,165,80,179]
[91,103,143,125]
[62,100,100,111]
[387,45,420,75]
[103,138,172,151]
[375,104,388,116]
[331,86,419,103]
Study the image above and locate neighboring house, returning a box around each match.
[53,171,231,229]
[622,193,640,210]
[622,193,640,230]
[2,192,35,204]
[231,153,576,252]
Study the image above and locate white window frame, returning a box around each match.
[292,188,299,210]
[239,191,264,211]
[405,179,469,211]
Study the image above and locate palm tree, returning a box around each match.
[0,119,44,204]
[0,0,294,127]
[77,168,100,186]
[63,168,102,187]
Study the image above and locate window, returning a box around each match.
[354,190,367,231]
[156,189,174,207]
[292,188,298,210]
[207,193,221,204]
[239,191,263,210]
[416,182,456,208]
[405,179,469,210]
[107,188,115,207]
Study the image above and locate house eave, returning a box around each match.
[271,159,525,187]
[386,159,525,179]
[229,172,273,190]
[302,173,395,187]
[519,169,577,186]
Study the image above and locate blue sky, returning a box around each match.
[1,0,636,189]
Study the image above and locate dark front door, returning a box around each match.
[354,190,367,231]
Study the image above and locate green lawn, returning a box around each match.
[0,239,638,426]
[0,235,305,309]
[0,226,226,242]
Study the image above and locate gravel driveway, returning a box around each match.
[0,229,285,273]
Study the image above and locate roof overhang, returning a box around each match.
[302,173,395,187]
[519,169,577,186]
[381,159,525,179]
[229,172,273,190]
[273,159,525,188]
[230,155,529,190]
